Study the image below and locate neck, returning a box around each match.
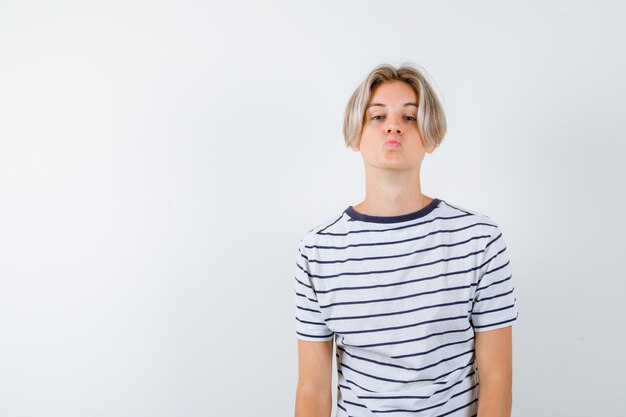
[353,166,432,217]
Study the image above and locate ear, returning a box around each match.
[425,143,436,154]
[351,141,360,152]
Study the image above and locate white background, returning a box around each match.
[1,1,625,416]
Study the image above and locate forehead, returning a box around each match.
[369,81,417,104]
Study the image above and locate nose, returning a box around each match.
[385,115,403,135]
[385,125,402,134]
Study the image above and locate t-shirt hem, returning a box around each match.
[296,333,334,342]
[473,316,518,333]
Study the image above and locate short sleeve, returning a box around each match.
[471,225,519,332]
[293,239,334,341]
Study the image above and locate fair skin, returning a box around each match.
[350,80,436,217]
[295,81,512,417]
[294,339,333,417]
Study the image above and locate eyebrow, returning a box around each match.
[367,102,418,109]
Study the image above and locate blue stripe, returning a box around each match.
[338,382,371,395]
[338,370,376,392]
[316,263,485,294]
[295,291,318,304]
[310,248,485,280]
[339,314,468,335]
[294,277,312,289]
[316,213,345,234]
[343,399,368,409]
[475,288,514,303]
[339,346,474,373]
[472,314,518,329]
[307,222,496,251]
[309,234,490,265]
[351,380,431,399]
[295,262,310,276]
[472,303,515,316]
[336,402,349,414]
[432,370,476,396]
[340,362,474,385]
[442,200,475,216]
[295,291,316,301]
[476,274,511,292]
[296,317,327,326]
[484,232,503,250]
[478,247,507,276]
[296,305,321,314]
[346,325,472,349]
[435,398,478,417]
[326,299,469,322]
[339,362,419,384]
[370,383,478,413]
[349,397,449,413]
[320,283,476,308]
[482,258,510,279]
[392,336,474,359]
[432,362,475,383]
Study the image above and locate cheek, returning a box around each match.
[358,130,375,147]
[357,140,377,158]
[360,125,374,137]
[406,124,420,133]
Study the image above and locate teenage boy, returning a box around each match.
[294,63,518,417]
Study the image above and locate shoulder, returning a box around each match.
[437,199,512,269]
[297,208,349,250]
[437,198,503,236]
[438,198,498,225]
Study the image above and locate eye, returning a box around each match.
[404,116,417,122]
[371,115,385,120]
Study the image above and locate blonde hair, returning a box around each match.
[343,63,447,149]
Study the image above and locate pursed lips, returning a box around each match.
[385,136,401,146]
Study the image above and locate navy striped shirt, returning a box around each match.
[294,198,518,417]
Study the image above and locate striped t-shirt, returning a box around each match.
[294,198,518,417]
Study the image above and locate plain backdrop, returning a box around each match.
[1,1,625,416]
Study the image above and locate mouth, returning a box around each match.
[385,137,401,148]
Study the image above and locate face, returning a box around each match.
[352,81,435,173]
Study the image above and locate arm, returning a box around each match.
[295,339,334,417]
[475,326,513,417]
